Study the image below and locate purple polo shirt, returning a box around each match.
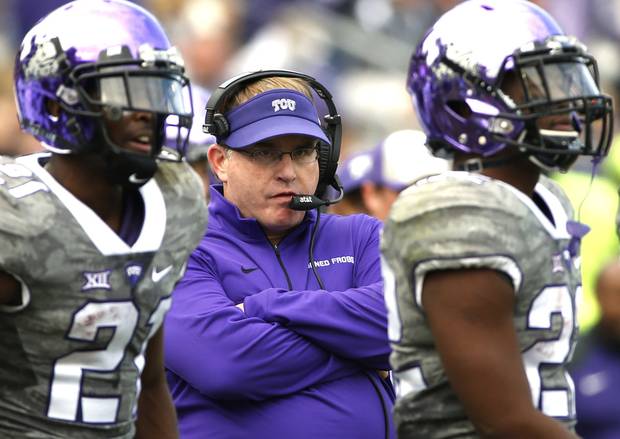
[164,185,394,439]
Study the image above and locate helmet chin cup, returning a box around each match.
[103,149,158,188]
[528,131,581,172]
[528,153,578,173]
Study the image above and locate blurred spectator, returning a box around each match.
[335,71,417,158]
[552,168,620,330]
[220,0,418,161]
[0,95,42,156]
[570,258,620,439]
[240,0,355,42]
[347,0,462,59]
[9,0,69,40]
[165,85,217,199]
[552,61,620,329]
[168,0,245,89]
[0,1,16,62]
[546,0,620,332]
[144,0,186,26]
[329,129,449,220]
[541,0,620,46]
[0,67,43,157]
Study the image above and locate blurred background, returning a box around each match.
[1,0,620,329]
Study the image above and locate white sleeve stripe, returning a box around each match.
[413,255,523,310]
[496,179,569,239]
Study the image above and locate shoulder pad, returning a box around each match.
[382,172,528,289]
[155,160,205,198]
[155,160,208,234]
[391,171,530,224]
[538,174,574,218]
[0,156,54,237]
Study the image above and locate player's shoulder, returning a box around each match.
[155,160,205,199]
[0,154,56,237]
[155,160,208,238]
[382,172,530,283]
[537,174,573,217]
[389,171,528,224]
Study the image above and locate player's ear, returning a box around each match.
[207,144,230,183]
[45,98,61,119]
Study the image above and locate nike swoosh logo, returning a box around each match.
[152,265,173,282]
[241,266,257,274]
[129,173,150,185]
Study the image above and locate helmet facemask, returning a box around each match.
[14,0,195,186]
[409,29,613,173]
[58,44,193,185]
[491,37,614,171]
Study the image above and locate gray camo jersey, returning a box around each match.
[381,172,581,438]
[0,153,207,438]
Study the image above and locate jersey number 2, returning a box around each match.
[522,285,577,418]
[46,299,170,423]
[384,256,577,419]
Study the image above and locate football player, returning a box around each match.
[381,0,613,438]
[329,129,449,220]
[0,1,207,437]
[165,84,217,199]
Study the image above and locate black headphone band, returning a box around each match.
[203,69,341,193]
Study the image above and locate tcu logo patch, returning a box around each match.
[125,263,144,288]
[272,98,296,112]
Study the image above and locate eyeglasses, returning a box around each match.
[231,145,319,166]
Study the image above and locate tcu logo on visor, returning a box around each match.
[272,98,296,112]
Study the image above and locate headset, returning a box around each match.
[203,69,344,211]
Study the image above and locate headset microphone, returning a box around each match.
[289,176,344,211]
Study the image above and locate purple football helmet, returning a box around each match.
[407,0,613,171]
[14,0,193,174]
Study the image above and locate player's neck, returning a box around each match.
[454,152,540,198]
[482,163,541,198]
[45,154,125,231]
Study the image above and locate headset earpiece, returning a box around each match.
[317,113,341,194]
[211,113,229,139]
[316,128,339,195]
[317,141,331,193]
